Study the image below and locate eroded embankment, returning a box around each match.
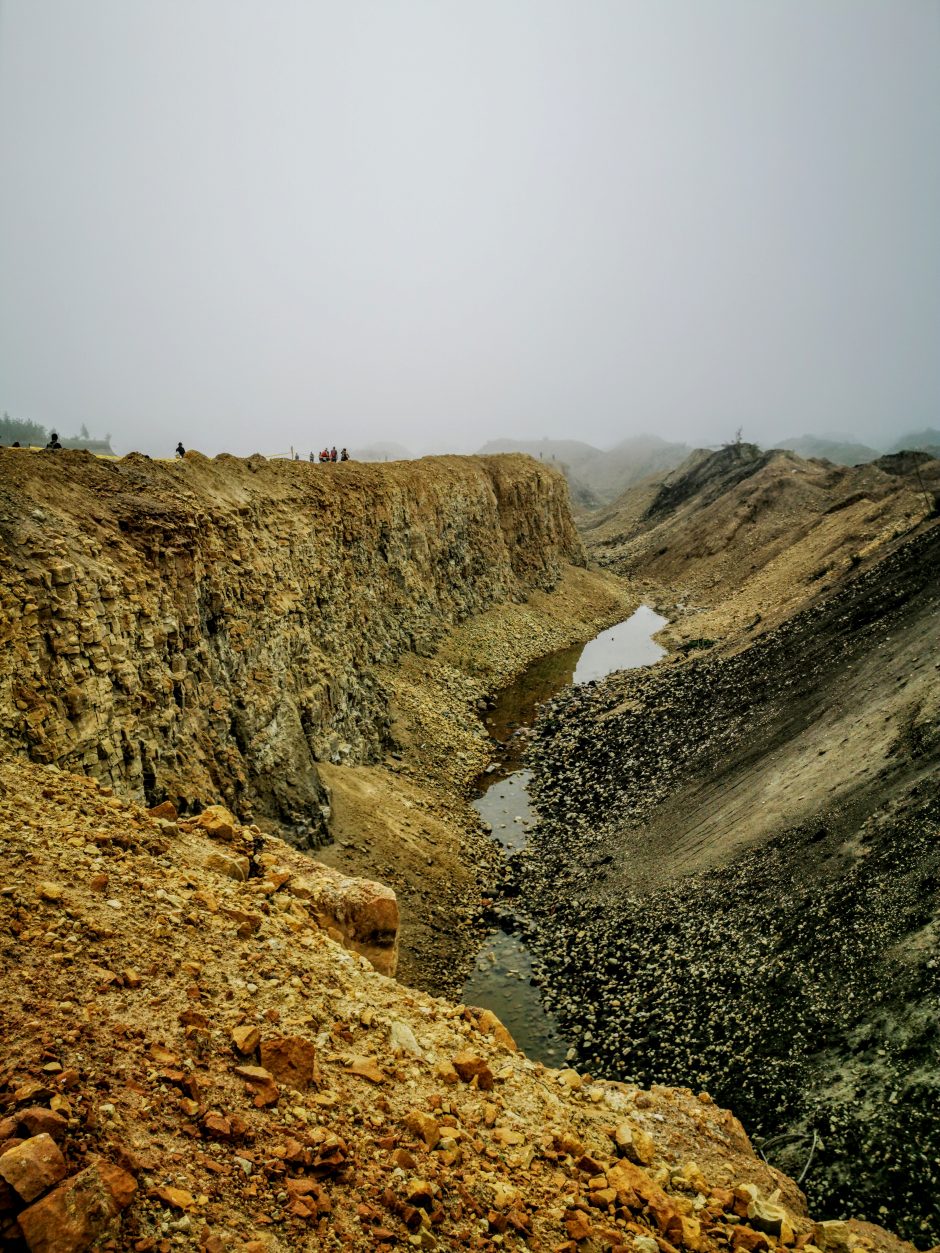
[517,522,940,1242]
[314,562,638,994]
[0,449,581,840]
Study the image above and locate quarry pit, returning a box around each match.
[1,444,938,1251]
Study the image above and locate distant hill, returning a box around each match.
[475,434,690,506]
[581,434,691,500]
[772,429,940,464]
[772,433,881,464]
[888,428,940,457]
[475,437,602,470]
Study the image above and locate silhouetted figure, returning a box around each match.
[340,447,350,461]
[46,431,62,450]
[309,451,315,462]
[176,442,185,458]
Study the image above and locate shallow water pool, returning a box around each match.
[462,604,667,1061]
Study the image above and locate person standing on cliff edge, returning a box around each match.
[176,442,185,457]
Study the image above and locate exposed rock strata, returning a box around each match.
[0,450,582,837]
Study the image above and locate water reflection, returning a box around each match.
[462,930,569,1066]
[573,604,666,682]
[463,605,667,1064]
[474,769,534,852]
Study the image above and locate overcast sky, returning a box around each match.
[1,1,937,458]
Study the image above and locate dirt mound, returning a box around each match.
[584,445,937,642]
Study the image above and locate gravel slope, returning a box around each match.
[514,522,940,1243]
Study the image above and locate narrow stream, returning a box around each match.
[462,605,667,1065]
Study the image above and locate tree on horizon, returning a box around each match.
[0,411,47,446]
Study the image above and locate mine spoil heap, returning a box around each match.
[517,459,940,1243]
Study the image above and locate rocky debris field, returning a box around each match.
[0,753,904,1253]
[508,523,940,1244]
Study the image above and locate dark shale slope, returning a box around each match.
[517,504,939,1242]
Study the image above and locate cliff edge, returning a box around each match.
[0,450,582,841]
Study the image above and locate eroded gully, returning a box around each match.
[462,604,667,1064]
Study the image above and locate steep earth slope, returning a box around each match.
[0,754,916,1253]
[0,449,582,843]
[509,461,939,1241]
[583,442,937,640]
[476,436,691,508]
[0,446,637,1002]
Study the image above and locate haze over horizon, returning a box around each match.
[1,1,938,459]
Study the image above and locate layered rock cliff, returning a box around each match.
[0,450,582,840]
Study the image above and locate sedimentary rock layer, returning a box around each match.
[0,450,582,835]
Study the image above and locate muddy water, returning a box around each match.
[462,605,667,1063]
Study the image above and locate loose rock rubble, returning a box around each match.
[513,509,940,1241]
[0,755,913,1253]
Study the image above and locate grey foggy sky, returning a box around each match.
[1,1,938,458]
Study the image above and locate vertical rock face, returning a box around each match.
[0,451,583,836]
